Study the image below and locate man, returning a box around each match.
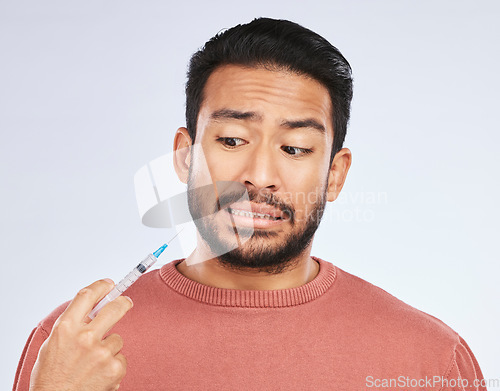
[14,18,485,391]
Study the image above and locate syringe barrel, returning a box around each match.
[87,254,158,319]
[114,254,157,294]
[138,253,158,271]
[88,295,112,319]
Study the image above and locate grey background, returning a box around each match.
[1,0,499,388]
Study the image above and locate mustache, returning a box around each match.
[217,189,295,223]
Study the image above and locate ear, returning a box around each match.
[326,148,352,202]
[173,127,193,184]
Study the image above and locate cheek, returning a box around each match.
[282,161,328,193]
[201,142,251,180]
[283,173,328,215]
[195,141,235,181]
[205,154,246,181]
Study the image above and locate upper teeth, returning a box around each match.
[229,208,278,220]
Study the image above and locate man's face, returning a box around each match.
[187,64,335,273]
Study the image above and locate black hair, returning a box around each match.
[185,17,353,164]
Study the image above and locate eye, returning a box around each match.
[281,146,313,157]
[216,137,247,148]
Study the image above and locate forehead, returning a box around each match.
[197,64,333,136]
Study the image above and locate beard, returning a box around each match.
[187,172,327,275]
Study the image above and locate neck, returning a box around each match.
[176,238,320,290]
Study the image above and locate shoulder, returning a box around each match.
[38,300,71,335]
[36,269,166,333]
[329,263,462,359]
[336,268,485,386]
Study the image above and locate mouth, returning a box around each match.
[227,207,281,221]
[222,203,287,229]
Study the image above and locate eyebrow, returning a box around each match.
[280,119,325,134]
[210,109,262,121]
[209,109,326,134]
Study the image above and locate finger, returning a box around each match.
[60,279,115,323]
[115,352,127,370]
[91,296,133,336]
[102,333,124,356]
[112,353,128,381]
[115,353,127,369]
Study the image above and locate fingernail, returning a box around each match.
[124,296,133,307]
[103,278,114,285]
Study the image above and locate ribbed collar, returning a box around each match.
[159,257,336,308]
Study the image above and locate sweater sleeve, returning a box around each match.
[440,336,487,391]
[13,301,70,391]
[12,324,50,391]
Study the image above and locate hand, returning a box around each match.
[29,279,133,391]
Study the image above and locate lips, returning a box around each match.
[227,202,284,220]
[228,208,280,220]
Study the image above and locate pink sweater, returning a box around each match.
[14,257,485,390]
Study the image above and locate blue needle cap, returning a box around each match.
[153,244,168,258]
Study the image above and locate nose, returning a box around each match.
[241,145,282,193]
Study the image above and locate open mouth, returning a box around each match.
[227,207,282,221]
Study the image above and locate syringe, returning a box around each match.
[88,230,183,319]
